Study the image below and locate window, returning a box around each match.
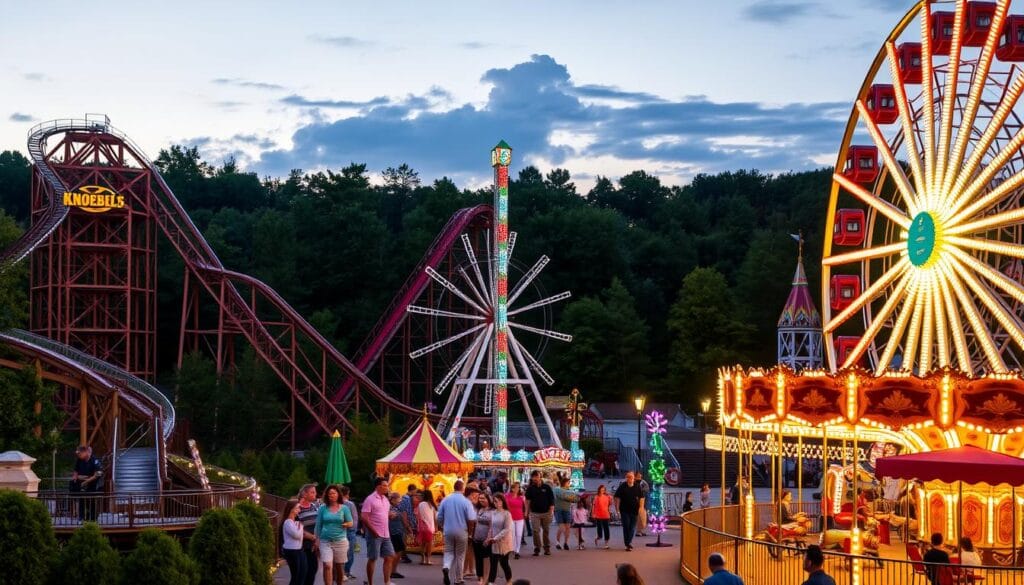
[1017,25,1024,43]
[841,287,855,299]
[977,15,992,28]
[1001,31,1010,47]
[846,221,861,232]
[867,96,875,109]
[881,96,895,108]
[912,55,922,67]
[859,156,874,169]
[943,24,954,38]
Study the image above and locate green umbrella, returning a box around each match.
[325,430,352,485]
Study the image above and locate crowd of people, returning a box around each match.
[277,468,662,585]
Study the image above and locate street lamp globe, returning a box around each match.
[634,395,647,413]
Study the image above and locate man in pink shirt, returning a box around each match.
[362,477,395,585]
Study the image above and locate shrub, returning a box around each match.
[232,501,274,585]
[0,488,57,585]
[121,528,198,585]
[51,522,121,585]
[189,508,252,585]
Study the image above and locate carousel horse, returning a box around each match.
[819,526,885,568]
[757,510,813,559]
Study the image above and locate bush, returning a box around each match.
[232,501,274,585]
[580,438,604,462]
[51,522,120,585]
[121,528,198,585]
[189,508,252,585]
[0,488,57,585]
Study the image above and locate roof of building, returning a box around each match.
[777,253,821,328]
[589,402,685,421]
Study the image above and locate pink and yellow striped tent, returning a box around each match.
[375,418,474,476]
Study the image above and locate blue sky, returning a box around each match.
[1,0,913,189]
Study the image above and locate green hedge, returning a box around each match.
[189,508,253,585]
[231,501,274,585]
[121,529,198,585]
[0,489,57,585]
[51,522,121,585]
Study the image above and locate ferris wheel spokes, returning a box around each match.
[508,255,550,306]
[919,0,938,186]
[408,322,488,359]
[507,327,555,386]
[425,266,488,315]
[843,270,917,369]
[406,304,486,322]
[833,173,911,229]
[856,100,922,214]
[935,3,967,188]
[885,41,928,193]
[432,325,492,395]
[821,242,905,267]
[824,257,910,334]
[506,327,562,448]
[937,258,1006,372]
[948,69,1024,204]
[461,234,492,302]
[509,291,573,316]
[942,1,1010,199]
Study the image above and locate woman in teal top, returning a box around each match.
[315,485,354,585]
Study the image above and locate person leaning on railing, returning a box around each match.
[71,445,103,521]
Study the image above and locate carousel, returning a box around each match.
[705,0,1024,575]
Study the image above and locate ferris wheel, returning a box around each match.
[823,0,1024,376]
[407,230,572,446]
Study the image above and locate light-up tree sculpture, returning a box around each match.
[644,410,672,547]
[565,388,587,489]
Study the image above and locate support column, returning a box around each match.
[79,389,89,447]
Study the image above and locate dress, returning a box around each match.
[416,501,436,546]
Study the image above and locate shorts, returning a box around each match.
[319,538,349,564]
[571,522,587,528]
[555,510,573,524]
[390,532,406,554]
[365,535,395,560]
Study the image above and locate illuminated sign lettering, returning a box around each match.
[62,185,126,213]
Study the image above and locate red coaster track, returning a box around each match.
[3,117,489,441]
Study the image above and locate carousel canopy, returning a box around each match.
[875,445,1024,487]
[376,417,474,476]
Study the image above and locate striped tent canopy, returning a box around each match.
[376,417,474,476]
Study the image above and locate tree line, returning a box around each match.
[0,147,831,449]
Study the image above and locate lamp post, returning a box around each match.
[633,395,646,470]
[700,398,712,486]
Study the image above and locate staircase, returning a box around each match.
[670,448,753,488]
[114,448,160,494]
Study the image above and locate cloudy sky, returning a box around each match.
[1,0,914,188]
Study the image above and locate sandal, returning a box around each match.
[578,544,585,550]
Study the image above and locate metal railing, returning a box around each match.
[680,503,1024,584]
[38,484,256,531]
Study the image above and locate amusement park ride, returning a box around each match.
[715,0,1024,571]
[0,118,576,496]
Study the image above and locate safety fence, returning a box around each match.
[38,485,257,532]
[680,503,1024,584]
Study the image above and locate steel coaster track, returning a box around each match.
[1,118,474,435]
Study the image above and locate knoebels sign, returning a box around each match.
[62,185,126,213]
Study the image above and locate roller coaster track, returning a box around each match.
[2,118,489,437]
[1,328,175,439]
[336,204,493,403]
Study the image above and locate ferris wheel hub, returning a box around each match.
[907,211,940,268]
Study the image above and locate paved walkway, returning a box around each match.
[274,528,684,585]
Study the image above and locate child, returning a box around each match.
[572,496,590,550]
